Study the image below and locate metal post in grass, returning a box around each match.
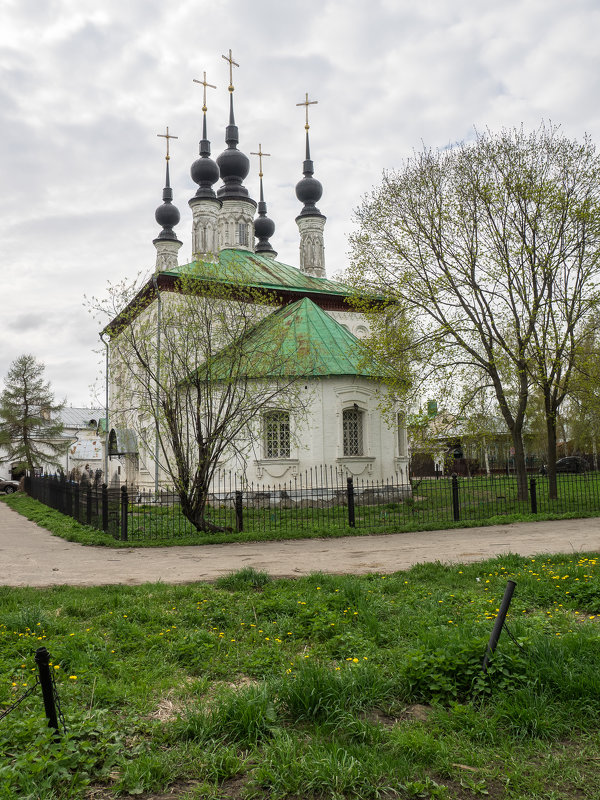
[529,477,538,514]
[101,483,108,532]
[34,647,59,737]
[451,473,460,521]
[86,484,92,525]
[482,580,516,673]
[120,484,128,541]
[235,490,243,532]
[73,482,80,522]
[347,476,356,527]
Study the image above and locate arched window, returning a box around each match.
[236,222,248,246]
[264,411,290,458]
[343,408,364,456]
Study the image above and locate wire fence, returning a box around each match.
[24,469,600,542]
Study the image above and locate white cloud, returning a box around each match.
[0,0,599,403]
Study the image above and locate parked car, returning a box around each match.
[539,456,590,475]
[0,478,19,494]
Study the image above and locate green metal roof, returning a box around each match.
[206,297,385,380]
[167,249,353,297]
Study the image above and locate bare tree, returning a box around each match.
[350,124,600,500]
[93,261,307,532]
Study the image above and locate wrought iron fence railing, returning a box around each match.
[23,469,600,542]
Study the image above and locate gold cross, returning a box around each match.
[296,92,318,131]
[250,144,271,178]
[221,48,239,92]
[193,71,216,113]
[157,126,178,161]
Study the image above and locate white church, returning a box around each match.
[104,58,409,492]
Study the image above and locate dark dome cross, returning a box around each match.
[296,92,318,131]
[157,126,178,161]
[222,48,239,93]
[193,71,216,114]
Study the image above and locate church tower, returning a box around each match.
[153,127,182,271]
[189,72,221,260]
[215,50,256,251]
[295,93,326,278]
[252,144,277,259]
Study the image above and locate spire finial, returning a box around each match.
[296,92,318,131]
[193,71,216,114]
[157,126,178,161]
[251,143,271,180]
[154,127,181,248]
[252,143,276,258]
[222,48,239,93]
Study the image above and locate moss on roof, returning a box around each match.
[205,297,386,380]
[167,249,353,298]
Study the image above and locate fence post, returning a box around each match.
[451,473,460,522]
[34,647,59,737]
[347,477,356,527]
[73,483,80,522]
[529,477,538,514]
[235,490,243,532]
[86,485,92,525]
[482,580,517,673]
[101,483,108,532]
[120,485,128,541]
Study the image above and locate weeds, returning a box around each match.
[2,555,600,797]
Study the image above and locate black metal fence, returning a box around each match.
[24,469,600,542]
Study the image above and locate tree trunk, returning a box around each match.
[482,438,491,476]
[511,432,529,502]
[546,413,558,500]
[179,490,232,533]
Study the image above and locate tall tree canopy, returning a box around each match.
[350,124,600,498]
[0,354,66,474]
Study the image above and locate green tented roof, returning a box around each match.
[205,297,386,380]
[167,249,353,298]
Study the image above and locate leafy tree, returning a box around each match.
[350,124,600,499]
[0,354,66,474]
[93,259,310,532]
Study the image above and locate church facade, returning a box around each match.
[105,61,409,492]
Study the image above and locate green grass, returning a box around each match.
[5,474,600,548]
[2,555,600,798]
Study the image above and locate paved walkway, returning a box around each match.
[0,500,598,587]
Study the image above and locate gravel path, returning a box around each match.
[1,500,598,587]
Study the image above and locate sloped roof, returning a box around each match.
[168,249,353,299]
[206,297,386,380]
[58,407,103,429]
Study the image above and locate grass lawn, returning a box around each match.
[2,554,600,799]
[4,482,600,548]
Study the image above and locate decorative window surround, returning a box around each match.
[254,459,299,480]
[336,456,376,477]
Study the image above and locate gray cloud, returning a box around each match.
[1,0,599,403]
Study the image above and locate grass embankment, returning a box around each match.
[2,555,600,798]
[3,487,599,548]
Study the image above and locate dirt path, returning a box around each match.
[1,500,598,587]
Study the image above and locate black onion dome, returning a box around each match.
[190,114,220,200]
[155,162,181,241]
[295,131,323,217]
[216,94,254,203]
[254,174,276,254]
[254,210,275,240]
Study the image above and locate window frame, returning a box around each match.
[263,410,291,459]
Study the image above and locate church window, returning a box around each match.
[236,223,248,246]
[343,408,364,456]
[264,411,290,458]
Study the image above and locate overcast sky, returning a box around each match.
[1,0,599,407]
